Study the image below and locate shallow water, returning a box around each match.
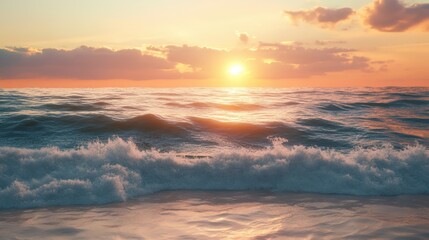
[1,191,429,240]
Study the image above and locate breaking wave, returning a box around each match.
[1,137,428,209]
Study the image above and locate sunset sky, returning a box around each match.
[1,0,428,87]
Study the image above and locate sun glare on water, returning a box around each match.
[228,64,245,77]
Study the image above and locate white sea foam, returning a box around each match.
[0,138,428,209]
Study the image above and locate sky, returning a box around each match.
[0,0,428,87]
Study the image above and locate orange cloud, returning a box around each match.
[140,43,379,79]
[0,44,381,81]
[364,0,429,32]
[284,7,354,27]
[246,43,374,78]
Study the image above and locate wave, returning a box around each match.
[111,114,188,134]
[318,99,428,112]
[277,101,300,106]
[166,102,264,111]
[396,117,429,124]
[5,114,306,141]
[4,112,427,149]
[351,99,429,108]
[188,117,310,144]
[0,137,428,209]
[318,103,355,112]
[297,118,347,130]
[387,92,429,98]
[4,114,189,136]
[40,102,108,111]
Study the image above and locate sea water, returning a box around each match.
[0,87,428,239]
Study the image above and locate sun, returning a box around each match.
[228,64,245,77]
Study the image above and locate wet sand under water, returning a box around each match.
[1,191,429,240]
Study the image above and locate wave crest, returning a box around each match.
[0,138,428,209]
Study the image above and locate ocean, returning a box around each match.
[0,87,428,239]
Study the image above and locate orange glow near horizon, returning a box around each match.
[1,73,428,89]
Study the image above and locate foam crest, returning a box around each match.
[0,138,428,209]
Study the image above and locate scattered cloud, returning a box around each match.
[285,0,429,32]
[0,44,380,80]
[284,7,355,27]
[363,0,429,32]
[237,32,250,44]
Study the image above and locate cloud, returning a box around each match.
[284,7,354,27]
[248,43,372,78]
[160,43,374,78]
[164,45,229,78]
[285,1,429,32]
[314,40,347,46]
[0,46,176,80]
[237,32,250,44]
[0,44,379,80]
[363,0,429,32]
